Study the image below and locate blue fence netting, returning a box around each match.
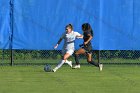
[0,0,140,65]
[0,0,11,49]
[0,0,140,50]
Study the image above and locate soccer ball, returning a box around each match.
[44,64,52,72]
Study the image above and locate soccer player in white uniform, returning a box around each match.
[53,24,83,72]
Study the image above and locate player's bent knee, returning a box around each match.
[75,52,79,55]
[63,56,69,60]
[87,60,92,63]
[75,54,79,56]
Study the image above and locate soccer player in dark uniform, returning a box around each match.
[73,23,103,71]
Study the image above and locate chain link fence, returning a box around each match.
[0,50,140,65]
[100,50,140,64]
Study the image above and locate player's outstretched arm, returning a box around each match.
[77,35,83,39]
[54,44,59,49]
[54,38,63,49]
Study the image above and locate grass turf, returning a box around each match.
[1,58,140,66]
[0,65,140,93]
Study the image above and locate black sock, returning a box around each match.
[88,61,99,67]
[74,54,80,65]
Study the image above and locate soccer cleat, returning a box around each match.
[52,69,57,72]
[72,65,80,69]
[99,64,103,71]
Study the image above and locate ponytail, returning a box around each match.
[66,24,73,30]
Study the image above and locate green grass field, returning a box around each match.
[0,65,140,93]
[1,58,140,66]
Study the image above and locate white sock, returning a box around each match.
[65,60,72,67]
[54,60,65,71]
[65,60,70,64]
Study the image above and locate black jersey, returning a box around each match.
[82,30,93,52]
[83,31,93,46]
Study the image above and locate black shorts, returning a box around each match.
[82,45,92,54]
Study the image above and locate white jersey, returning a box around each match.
[60,31,81,50]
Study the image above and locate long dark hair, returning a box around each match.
[82,23,93,36]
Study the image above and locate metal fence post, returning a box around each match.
[98,50,100,64]
[10,0,14,66]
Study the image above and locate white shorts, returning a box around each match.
[62,49,74,56]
